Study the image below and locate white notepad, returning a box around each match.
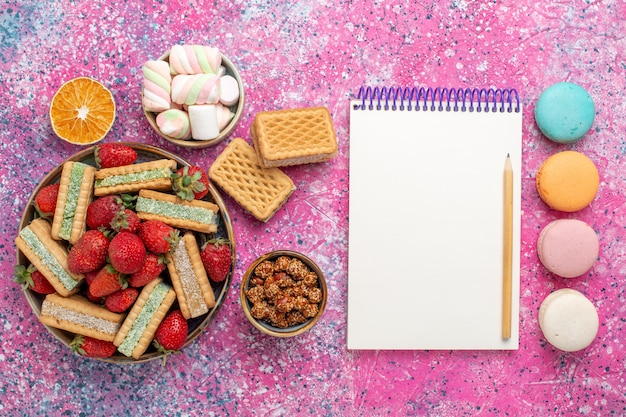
[347,86,522,350]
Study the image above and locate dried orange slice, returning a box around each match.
[50,77,116,145]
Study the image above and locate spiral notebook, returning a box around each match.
[347,86,522,350]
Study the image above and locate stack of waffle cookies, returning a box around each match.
[209,106,337,222]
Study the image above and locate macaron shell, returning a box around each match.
[537,219,599,278]
[534,82,595,143]
[535,151,599,212]
[538,288,599,352]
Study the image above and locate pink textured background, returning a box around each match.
[1,1,625,415]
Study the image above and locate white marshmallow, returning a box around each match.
[219,75,240,107]
[217,103,234,130]
[188,105,221,141]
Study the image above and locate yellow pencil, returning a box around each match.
[502,154,513,339]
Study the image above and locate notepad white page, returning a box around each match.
[347,100,522,350]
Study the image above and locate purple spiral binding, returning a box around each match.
[354,86,520,113]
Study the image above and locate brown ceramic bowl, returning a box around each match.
[15,143,236,363]
[142,51,245,148]
[240,250,327,337]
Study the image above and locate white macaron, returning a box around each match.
[538,288,599,352]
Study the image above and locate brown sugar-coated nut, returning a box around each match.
[265,283,281,299]
[268,309,288,328]
[250,301,270,320]
[246,255,322,328]
[303,272,318,286]
[246,286,265,305]
[274,256,291,271]
[287,310,306,326]
[307,287,323,304]
[250,276,265,286]
[293,296,309,310]
[302,303,319,319]
[286,258,309,279]
[254,260,274,279]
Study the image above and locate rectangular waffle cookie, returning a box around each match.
[166,232,216,319]
[251,106,338,167]
[135,189,220,234]
[209,138,295,222]
[51,161,96,244]
[94,159,177,197]
[16,218,83,297]
[40,293,125,342]
[114,278,177,359]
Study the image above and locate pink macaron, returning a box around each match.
[537,219,599,278]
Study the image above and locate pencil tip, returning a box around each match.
[507,153,510,158]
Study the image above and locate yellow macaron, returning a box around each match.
[536,150,599,212]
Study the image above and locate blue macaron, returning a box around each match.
[534,82,595,143]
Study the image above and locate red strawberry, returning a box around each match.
[86,285,104,304]
[70,335,117,358]
[108,231,147,274]
[33,183,60,219]
[129,253,167,287]
[153,310,188,365]
[85,270,105,303]
[105,287,139,313]
[84,269,101,303]
[137,220,180,254]
[87,195,123,230]
[171,166,209,200]
[110,208,141,233]
[67,229,109,274]
[14,265,55,294]
[94,143,138,168]
[200,238,232,282]
[90,264,127,298]
[84,270,99,286]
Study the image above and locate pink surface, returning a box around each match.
[1,1,625,415]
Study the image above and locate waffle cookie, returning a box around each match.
[114,278,177,359]
[209,138,295,222]
[51,161,96,243]
[40,293,125,342]
[16,218,83,297]
[251,106,338,167]
[135,189,220,234]
[166,232,216,319]
[94,159,177,197]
